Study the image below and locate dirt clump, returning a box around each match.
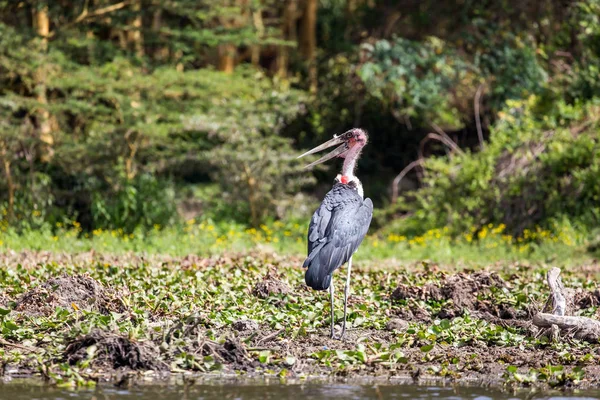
[252,273,291,299]
[232,319,259,331]
[575,288,600,309]
[201,338,256,370]
[441,271,506,310]
[392,271,509,319]
[391,283,442,302]
[386,318,410,332]
[0,291,10,307]
[14,274,126,316]
[65,330,163,370]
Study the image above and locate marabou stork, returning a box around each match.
[297,128,373,339]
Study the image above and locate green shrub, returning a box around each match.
[357,37,476,130]
[390,96,600,237]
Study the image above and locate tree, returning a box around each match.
[300,0,317,91]
[32,1,53,161]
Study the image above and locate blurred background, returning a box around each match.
[1,0,600,257]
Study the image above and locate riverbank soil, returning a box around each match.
[1,251,600,389]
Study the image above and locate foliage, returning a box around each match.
[390,96,600,237]
[91,172,177,232]
[567,0,600,100]
[2,0,600,236]
[0,21,308,229]
[357,37,477,130]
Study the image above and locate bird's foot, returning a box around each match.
[330,330,347,341]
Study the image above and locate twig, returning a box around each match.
[474,83,485,149]
[532,313,600,330]
[256,328,285,345]
[0,338,38,352]
[418,133,462,161]
[430,125,464,155]
[391,159,424,204]
[391,128,463,203]
[547,267,566,316]
[49,0,132,37]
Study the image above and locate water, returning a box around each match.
[2,378,600,400]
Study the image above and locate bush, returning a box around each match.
[0,21,309,230]
[390,96,600,237]
[91,172,177,233]
[357,37,477,130]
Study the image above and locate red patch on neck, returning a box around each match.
[340,175,349,184]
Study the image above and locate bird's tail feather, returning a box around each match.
[303,243,337,291]
[305,267,332,291]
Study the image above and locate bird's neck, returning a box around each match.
[341,144,363,179]
[355,179,364,199]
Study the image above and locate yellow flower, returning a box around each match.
[478,228,488,240]
[492,224,506,234]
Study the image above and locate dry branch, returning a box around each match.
[391,126,463,203]
[430,124,464,155]
[391,159,424,204]
[546,267,566,316]
[50,0,132,37]
[533,267,600,342]
[474,83,485,149]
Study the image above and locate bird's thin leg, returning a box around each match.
[329,279,335,339]
[340,256,353,340]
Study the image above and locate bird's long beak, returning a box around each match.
[297,135,349,169]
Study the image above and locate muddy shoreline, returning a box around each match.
[1,251,600,390]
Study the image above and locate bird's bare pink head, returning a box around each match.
[297,128,368,170]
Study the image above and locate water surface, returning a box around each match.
[2,378,599,400]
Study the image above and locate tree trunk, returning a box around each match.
[251,9,265,67]
[128,0,144,57]
[277,1,297,78]
[218,44,236,74]
[151,8,169,61]
[300,0,318,92]
[32,2,54,161]
[0,142,14,221]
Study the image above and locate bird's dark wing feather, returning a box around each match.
[303,183,373,290]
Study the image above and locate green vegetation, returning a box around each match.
[392,97,600,238]
[2,0,600,247]
[4,2,600,392]
[0,218,591,265]
[1,252,599,388]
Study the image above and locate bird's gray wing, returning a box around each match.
[303,184,373,290]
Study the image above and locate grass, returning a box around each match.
[0,218,593,265]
